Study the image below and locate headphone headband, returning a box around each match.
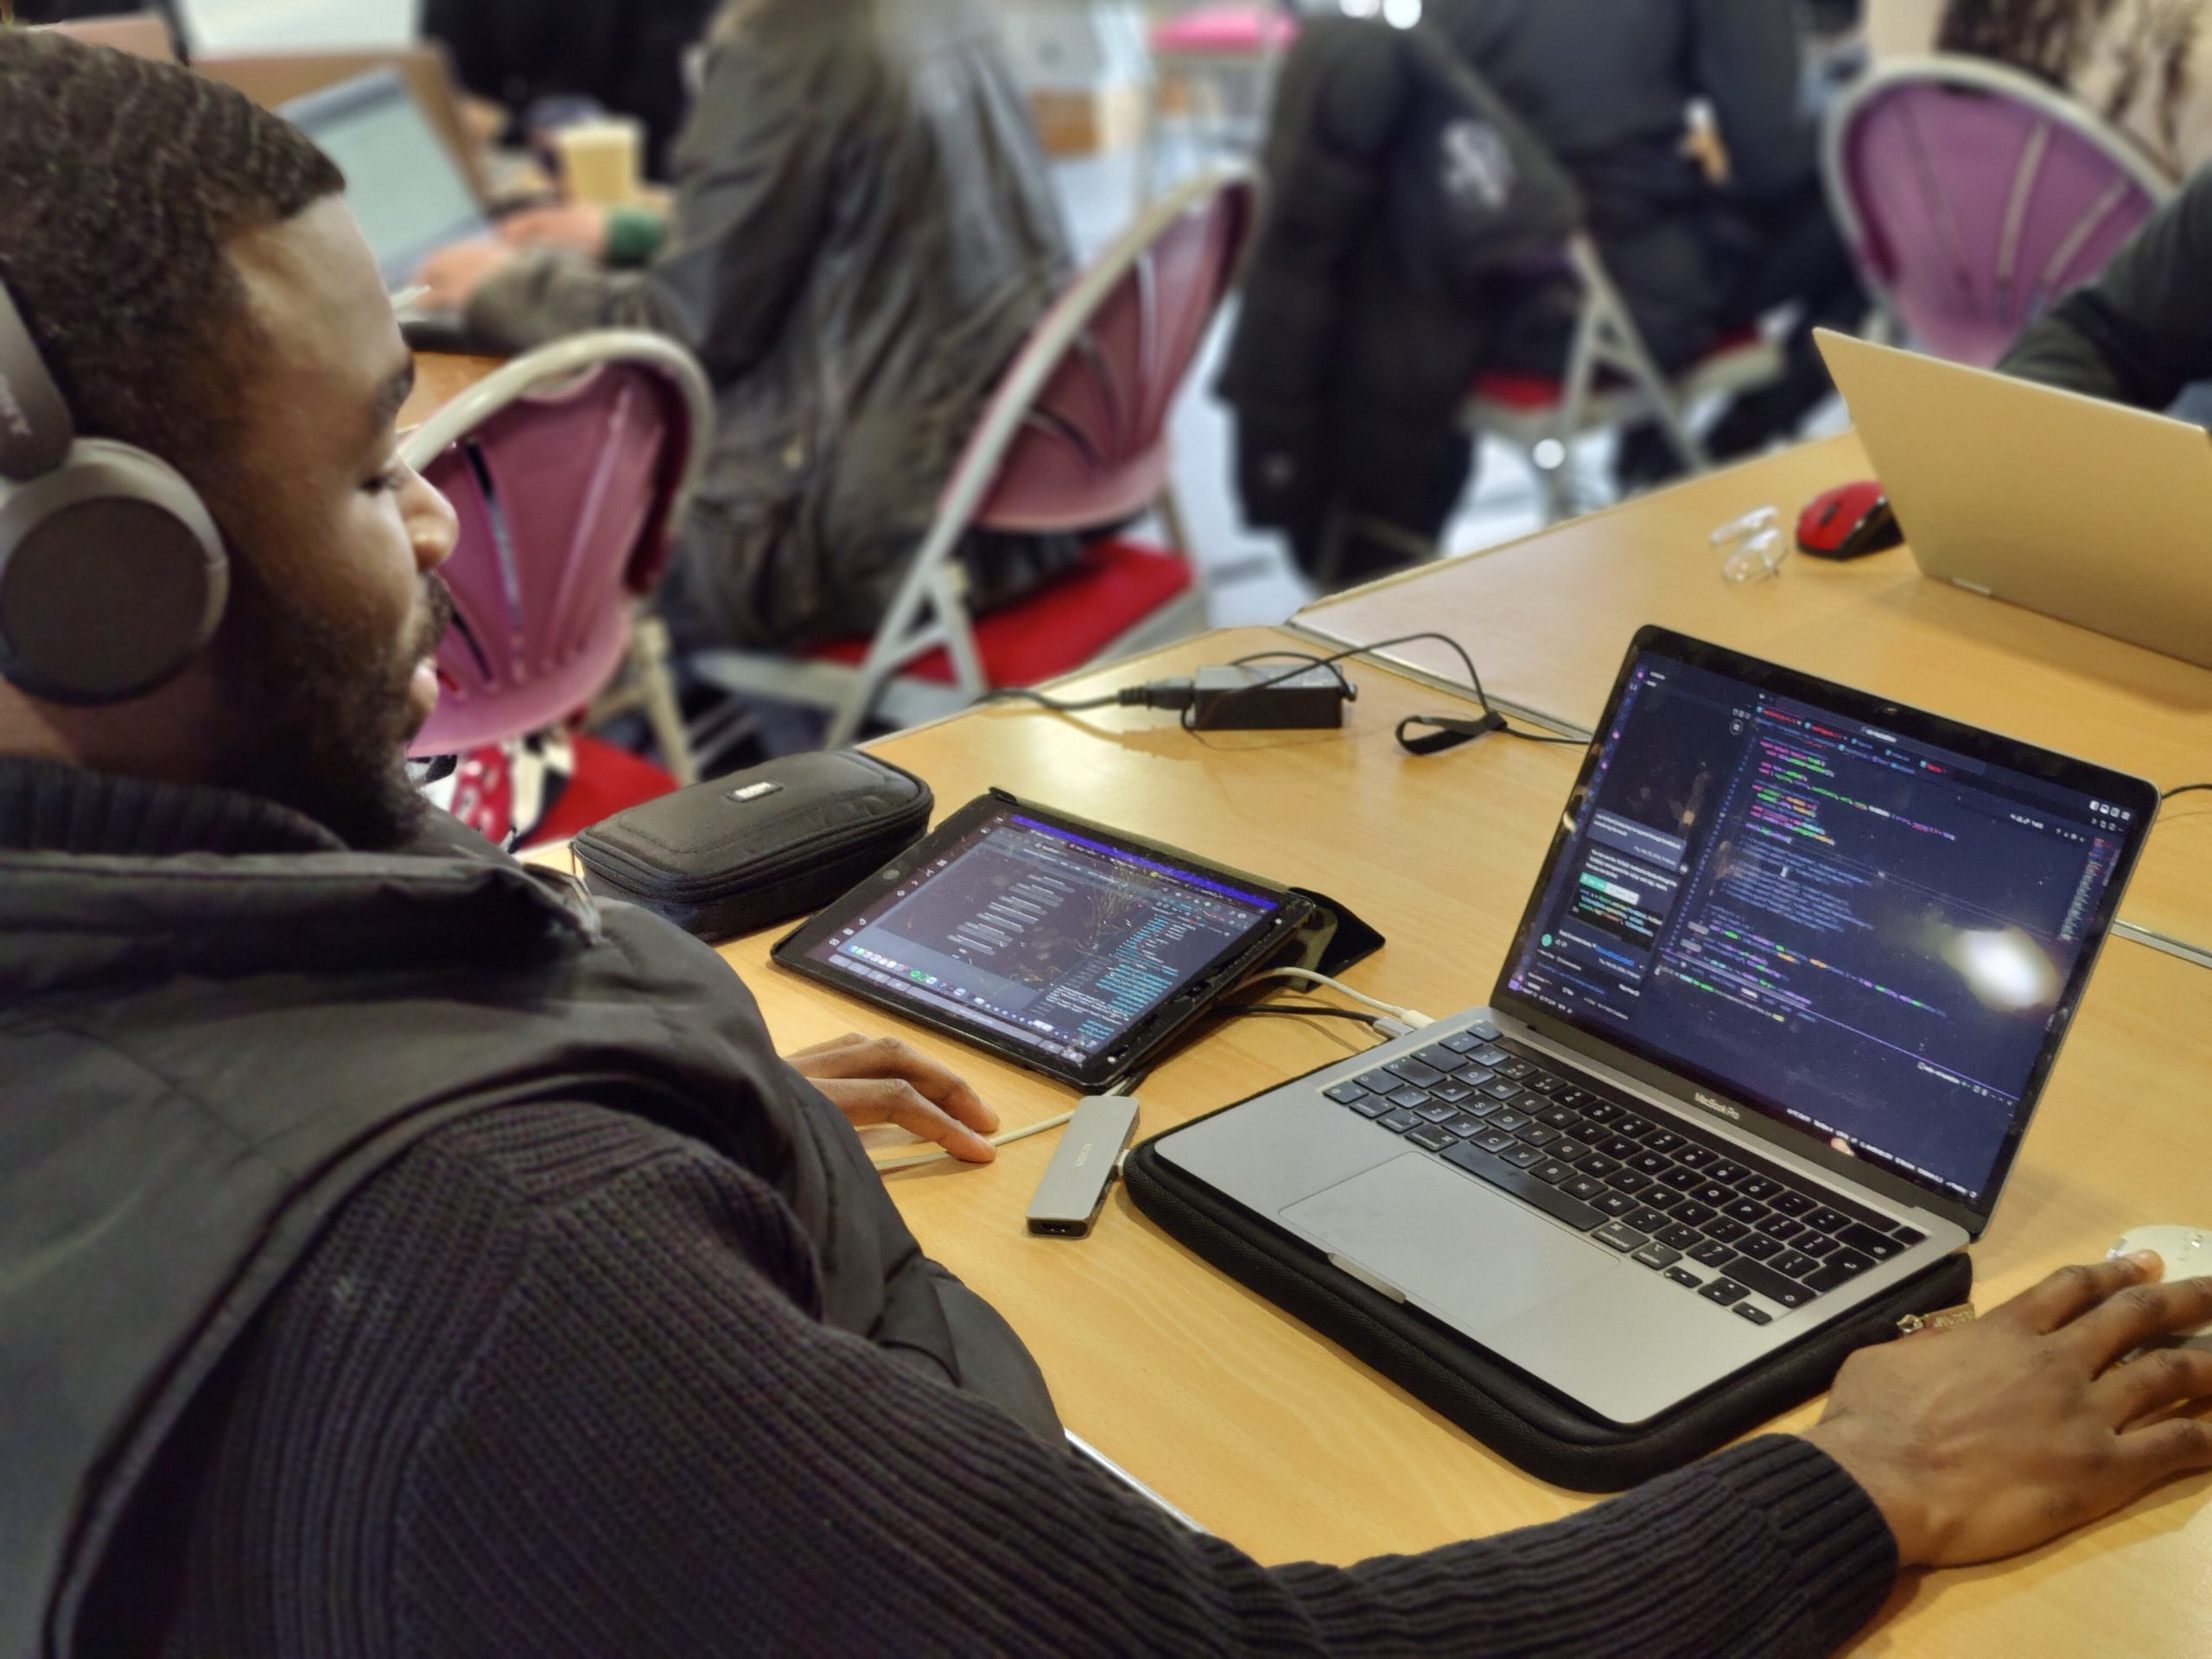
[0,280,74,483]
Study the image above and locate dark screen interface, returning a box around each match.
[1505,653,2134,1205]
[808,813,1278,1066]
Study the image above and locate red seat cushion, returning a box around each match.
[524,731,679,848]
[807,537,1193,688]
[1151,5,1296,54]
[1470,327,1765,411]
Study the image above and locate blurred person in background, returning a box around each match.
[416,0,1076,654]
[1868,0,2211,178]
[1433,0,1867,487]
[421,0,722,181]
[2000,159,2212,400]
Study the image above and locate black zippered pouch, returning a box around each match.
[571,752,933,942]
[1124,1130,1973,1493]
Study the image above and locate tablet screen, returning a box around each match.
[792,809,1284,1070]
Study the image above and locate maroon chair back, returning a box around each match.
[1830,60,2171,367]
[968,175,1256,534]
[409,363,691,758]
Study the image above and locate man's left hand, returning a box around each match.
[412,238,520,311]
[785,1033,1001,1163]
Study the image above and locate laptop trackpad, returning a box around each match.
[1282,1154,1617,1335]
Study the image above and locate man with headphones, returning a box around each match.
[6,30,2212,1659]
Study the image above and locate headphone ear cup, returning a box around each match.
[0,440,227,706]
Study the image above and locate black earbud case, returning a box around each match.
[570,751,934,943]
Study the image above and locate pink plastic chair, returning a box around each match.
[402,332,714,780]
[691,166,1258,747]
[1825,55,2173,367]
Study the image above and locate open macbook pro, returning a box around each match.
[1815,328,2212,670]
[1158,628,2158,1427]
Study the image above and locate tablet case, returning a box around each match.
[1123,1131,1974,1493]
[571,751,933,942]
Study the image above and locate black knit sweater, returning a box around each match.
[143,1102,1897,1656]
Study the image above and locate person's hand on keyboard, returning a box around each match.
[785,1033,1001,1164]
[413,238,520,314]
[1802,1252,2212,1567]
[497,204,612,260]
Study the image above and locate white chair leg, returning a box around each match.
[937,569,990,708]
[1532,442,1574,526]
[628,613,700,785]
[1155,478,1194,556]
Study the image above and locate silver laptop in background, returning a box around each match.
[277,67,491,290]
[1815,328,2212,671]
[1159,627,2159,1427]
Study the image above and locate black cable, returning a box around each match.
[1226,649,1583,751]
[976,686,1124,715]
[2164,783,2212,801]
[1210,632,1586,752]
[989,629,1585,753]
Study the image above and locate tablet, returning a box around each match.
[772,791,1318,1089]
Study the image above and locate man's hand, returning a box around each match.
[498,204,611,258]
[413,238,521,311]
[785,1033,1001,1164]
[1804,1252,2212,1568]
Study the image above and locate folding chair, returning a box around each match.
[1824,54,2172,367]
[1460,235,1786,526]
[403,331,715,789]
[690,166,1257,750]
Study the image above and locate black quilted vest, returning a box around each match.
[0,762,957,1656]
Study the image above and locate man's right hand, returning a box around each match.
[497,204,612,260]
[1803,1253,2212,1568]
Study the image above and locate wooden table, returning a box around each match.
[1294,434,2212,966]
[691,626,2212,1656]
[400,353,504,431]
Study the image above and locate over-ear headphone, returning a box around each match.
[0,277,228,705]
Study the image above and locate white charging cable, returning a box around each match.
[1247,967,1433,1031]
[869,1076,1136,1174]
[865,977,1424,1179]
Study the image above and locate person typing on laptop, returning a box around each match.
[4,38,2211,1656]
[407,0,1081,657]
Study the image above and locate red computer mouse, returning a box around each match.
[1797,480,1904,560]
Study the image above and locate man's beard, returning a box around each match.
[207,562,456,850]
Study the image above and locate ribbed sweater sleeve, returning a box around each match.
[164,1103,1895,1657]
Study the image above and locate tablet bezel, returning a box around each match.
[772,790,1318,1090]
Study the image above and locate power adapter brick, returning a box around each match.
[1091,663,1357,728]
[1186,664,1353,730]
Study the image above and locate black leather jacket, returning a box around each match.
[467,0,1073,650]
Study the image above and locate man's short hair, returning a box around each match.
[0,31,344,490]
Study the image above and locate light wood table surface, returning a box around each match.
[1294,434,2212,965]
[683,626,2212,1656]
[401,353,505,430]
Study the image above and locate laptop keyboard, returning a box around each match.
[1322,1022,1928,1325]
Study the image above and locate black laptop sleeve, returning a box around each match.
[1123,1131,1973,1494]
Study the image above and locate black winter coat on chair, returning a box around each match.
[1218,17,1580,588]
